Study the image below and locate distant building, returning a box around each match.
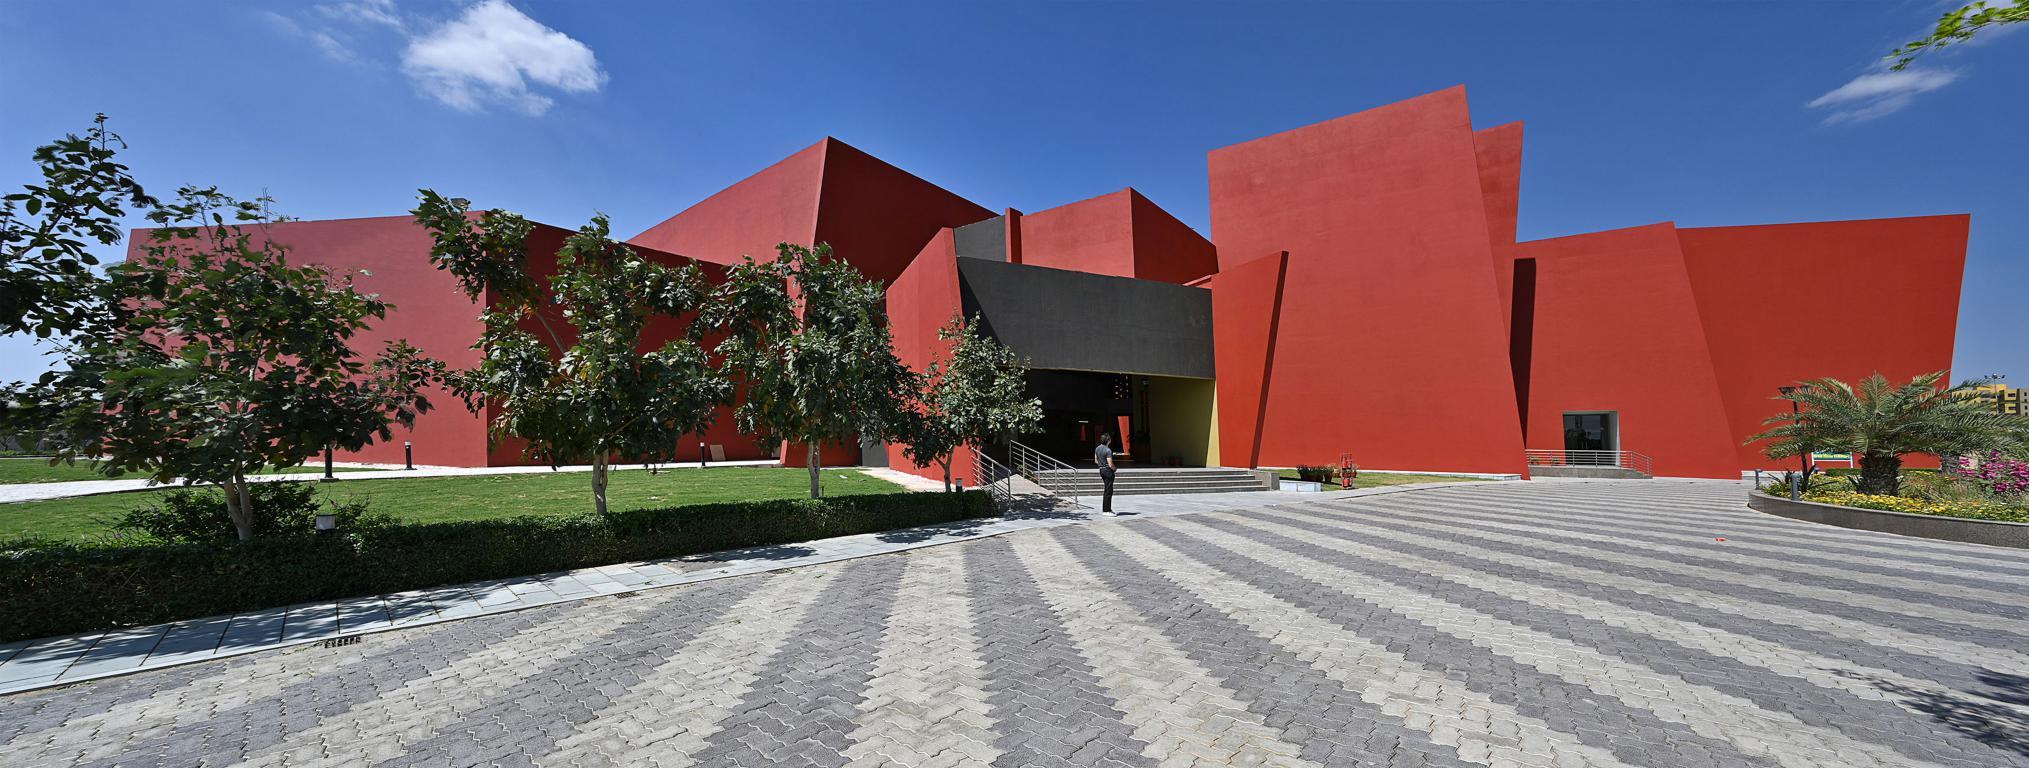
[1971,383,2025,415]
[137,86,1970,479]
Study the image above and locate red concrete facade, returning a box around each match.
[1016,189,1219,284]
[1207,251,1288,471]
[630,136,991,467]
[1513,224,1740,479]
[125,216,771,468]
[1208,86,1530,475]
[1678,216,1969,470]
[631,137,989,285]
[1473,122,1524,329]
[881,228,977,485]
[153,87,1967,480]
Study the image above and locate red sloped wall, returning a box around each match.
[1128,191,1219,285]
[1473,121,1524,331]
[1208,251,1288,469]
[1207,86,1526,474]
[1017,190,1137,277]
[627,140,825,266]
[130,216,494,468]
[1678,215,1970,469]
[813,139,993,285]
[483,225,771,467]
[1515,223,1740,478]
[631,137,990,467]
[1014,188,1218,286]
[881,229,973,485]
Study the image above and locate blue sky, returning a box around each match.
[2,0,2023,385]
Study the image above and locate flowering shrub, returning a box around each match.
[1803,490,2029,524]
[1947,452,2029,497]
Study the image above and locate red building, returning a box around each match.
[166,87,1967,479]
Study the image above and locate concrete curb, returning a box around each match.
[1746,491,2029,550]
[0,481,1482,697]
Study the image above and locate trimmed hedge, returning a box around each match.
[0,490,994,643]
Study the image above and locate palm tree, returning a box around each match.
[1748,371,2029,496]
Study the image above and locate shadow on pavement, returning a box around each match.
[1844,668,2029,757]
[686,544,820,562]
[874,495,1090,544]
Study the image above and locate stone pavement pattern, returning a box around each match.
[2,480,2026,767]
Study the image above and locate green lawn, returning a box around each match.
[1274,469,1493,490]
[0,466,904,542]
[0,460,366,485]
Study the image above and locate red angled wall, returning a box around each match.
[486,226,769,467]
[628,140,825,267]
[881,229,974,485]
[1127,191,1220,284]
[631,137,990,286]
[1018,190,1139,277]
[130,216,494,468]
[1473,122,1524,329]
[1208,251,1288,470]
[812,139,993,285]
[1514,223,1740,478]
[1208,86,1527,474]
[630,137,990,466]
[1678,215,1970,469]
[128,216,782,469]
[1017,189,1217,285]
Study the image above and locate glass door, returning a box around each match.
[1562,412,1617,464]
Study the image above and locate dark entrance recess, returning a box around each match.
[1509,258,1537,435]
[1562,412,1617,462]
[1011,370,1155,467]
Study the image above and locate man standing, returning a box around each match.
[1095,433,1117,515]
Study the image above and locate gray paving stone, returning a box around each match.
[1189,513,2025,767]
[964,539,1159,768]
[4,479,2024,768]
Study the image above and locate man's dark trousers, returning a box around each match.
[1100,467,1115,512]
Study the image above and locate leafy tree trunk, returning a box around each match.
[940,459,952,493]
[1858,452,1902,496]
[224,472,255,541]
[591,455,610,515]
[808,442,822,499]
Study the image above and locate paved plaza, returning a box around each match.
[2,480,2026,767]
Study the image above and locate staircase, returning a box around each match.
[1523,449,1655,479]
[1030,466,1275,496]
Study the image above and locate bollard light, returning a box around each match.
[315,513,337,534]
[404,441,414,470]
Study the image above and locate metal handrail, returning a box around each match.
[1524,449,1655,477]
[1007,439,1083,507]
[969,447,1015,507]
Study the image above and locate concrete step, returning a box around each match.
[1529,465,1651,479]
[1033,469,1256,478]
[1029,467,1273,496]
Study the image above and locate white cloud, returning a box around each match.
[261,0,604,116]
[1806,66,1960,124]
[400,0,606,115]
[318,0,405,32]
[261,10,359,64]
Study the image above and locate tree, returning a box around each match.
[702,243,917,498]
[904,314,1043,492]
[1748,371,2029,496]
[5,187,443,540]
[1891,1,2029,69]
[413,192,728,514]
[1,114,156,339]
